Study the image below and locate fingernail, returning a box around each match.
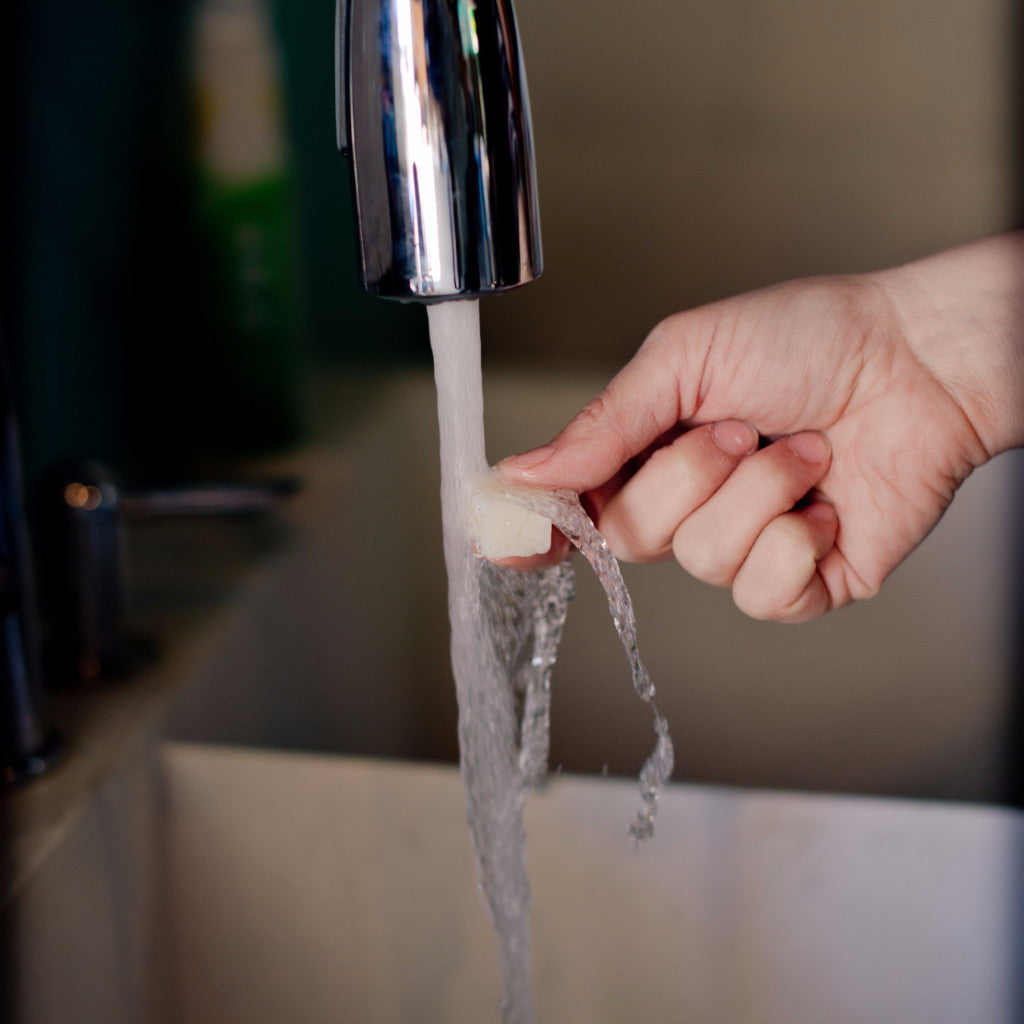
[712,420,759,457]
[785,431,830,464]
[499,443,556,476]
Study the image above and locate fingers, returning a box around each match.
[499,401,837,620]
[598,421,760,561]
[670,431,832,588]
[498,336,688,494]
[731,502,838,622]
[497,418,760,572]
[598,425,836,621]
[499,428,836,622]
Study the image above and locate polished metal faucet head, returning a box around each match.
[336,0,543,301]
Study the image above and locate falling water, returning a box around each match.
[483,480,675,842]
[427,300,673,1024]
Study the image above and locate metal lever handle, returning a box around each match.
[41,462,298,684]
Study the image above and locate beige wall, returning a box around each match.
[483,0,1016,365]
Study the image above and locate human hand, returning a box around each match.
[499,234,1024,621]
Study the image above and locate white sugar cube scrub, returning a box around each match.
[470,473,553,559]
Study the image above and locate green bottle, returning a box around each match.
[190,0,306,452]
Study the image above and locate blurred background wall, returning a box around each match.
[5,0,1022,801]
[493,0,1017,364]
[7,0,1018,478]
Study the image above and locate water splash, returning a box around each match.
[486,477,675,842]
[427,300,674,1023]
[481,558,577,789]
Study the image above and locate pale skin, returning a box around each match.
[498,231,1024,622]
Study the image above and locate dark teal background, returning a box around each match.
[6,0,429,486]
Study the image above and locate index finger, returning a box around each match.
[497,328,698,493]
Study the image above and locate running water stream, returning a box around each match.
[427,300,674,1024]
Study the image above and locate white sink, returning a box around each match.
[160,742,1023,1024]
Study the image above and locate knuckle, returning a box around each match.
[754,445,825,506]
[752,462,803,509]
[732,564,809,621]
[577,390,610,427]
[598,492,654,563]
[600,516,646,563]
[734,583,824,623]
[560,391,611,443]
[643,440,704,492]
[732,574,790,621]
[732,584,785,621]
[672,530,734,587]
[731,518,827,622]
[642,314,683,351]
[565,389,642,463]
[765,514,814,561]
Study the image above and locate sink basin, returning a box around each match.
[159,742,1024,1024]
[7,371,1023,1024]
[9,736,1021,1024]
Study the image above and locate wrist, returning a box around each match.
[874,231,1024,459]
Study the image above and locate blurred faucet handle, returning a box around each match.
[40,461,299,685]
[121,477,299,519]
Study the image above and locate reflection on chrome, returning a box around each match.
[339,0,543,300]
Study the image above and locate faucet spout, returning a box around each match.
[337,0,543,301]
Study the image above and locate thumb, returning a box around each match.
[498,340,686,493]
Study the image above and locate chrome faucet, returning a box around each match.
[336,0,542,300]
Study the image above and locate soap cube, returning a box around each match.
[472,487,552,559]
